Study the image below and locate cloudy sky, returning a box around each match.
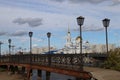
[0,0,120,54]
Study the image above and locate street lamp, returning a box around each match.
[8,39,11,63]
[47,32,51,66]
[102,18,110,54]
[29,31,33,63]
[28,31,33,80]
[8,39,12,55]
[0,41,3,62]
[77,16,85,71]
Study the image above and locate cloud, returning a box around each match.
[50,0,65,2]
[69,0,104,4]
[49,0,120,5]
[13,18,43,27]
[82,27,104,32]
[73,25,104,32]
[0,32,7,36]
[9,30,28,37]
[49,0,106,4]
[110,0,120,6]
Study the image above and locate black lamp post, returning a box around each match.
[47,32,51,66]
[77,16,84,71]
[102,18,110,54]
[8,39,11,63]
[0,41,3,62]
[8,39,11,55]
[29,31,33,63]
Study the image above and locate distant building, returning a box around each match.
[30,28,115,54]
[32,46,56,54]
[61,28,115,54]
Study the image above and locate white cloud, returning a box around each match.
[13,18,43,27]
[73,24,104,32]
[9,30,27,36]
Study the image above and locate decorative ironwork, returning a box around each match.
[0,53,107,71]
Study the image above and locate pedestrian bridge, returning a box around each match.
[0,53,107,80]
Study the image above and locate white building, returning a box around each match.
[62,28,115,54]
[32,46,56,54]
[28,28,115,54]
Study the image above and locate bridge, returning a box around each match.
[0,53,107,80]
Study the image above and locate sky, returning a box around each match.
[0,0,120,54]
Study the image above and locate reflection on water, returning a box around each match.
[42,71,75,80]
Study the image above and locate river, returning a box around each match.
[32,70,76,80]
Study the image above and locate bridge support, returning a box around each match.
[21,67,25,74]
[10,65,15,74]
[27,68,31,80]
[38,70,42,77]
[7,65,10,71]
[46,71,51,80]
[13,66,19,74]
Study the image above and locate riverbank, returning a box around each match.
[0,71,24,80]
[0,70,41,80]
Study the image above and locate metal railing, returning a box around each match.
[1,54,85,71]
[0,53,107,70]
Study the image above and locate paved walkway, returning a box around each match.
[84,67,120,80]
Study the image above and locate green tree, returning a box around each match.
[103,48,120,71]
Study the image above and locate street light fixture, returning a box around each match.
[0,41,3,62]
[29,31,33,63]
[47,32,51,66]
[102,18,110,54]
[8,39,12,55]
[77,16,85,71]
[27,31,33,80]
[47,32,51,53]
[8,39,11,63]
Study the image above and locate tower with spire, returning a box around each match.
[65,27,73,48]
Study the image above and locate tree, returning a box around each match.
[103,48,120,71]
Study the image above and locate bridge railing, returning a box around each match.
[1,54,83,71]
[0,53,108,71]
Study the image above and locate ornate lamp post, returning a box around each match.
[47,32,51,66]
[8,39,12,55]
[102,18,110,54]
[29,31,33,63]
[0,41,3,62]
[28,31,33,80]
[46,32,51,80]
[8,39,11,63]
[77,16,84,71]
